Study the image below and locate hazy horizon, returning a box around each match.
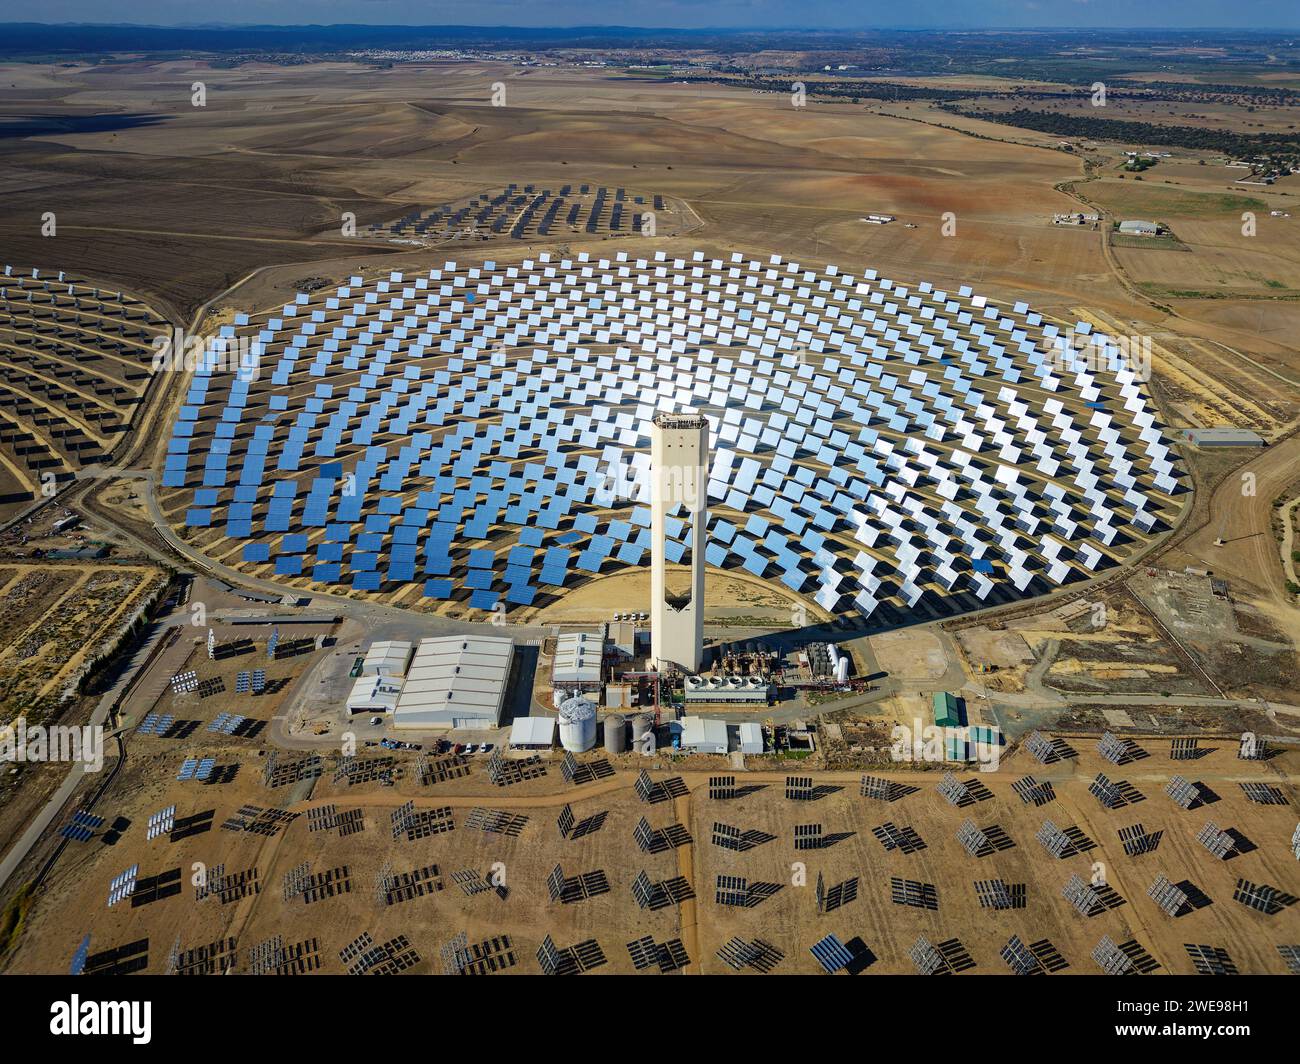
[0,0,1296,32]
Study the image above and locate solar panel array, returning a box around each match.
[136,713,175,736]
[163,250,1180,622]
[208,712,247,735]
[908,935,976,975]
[1062,873,1103,917]
[1148,874,1189,917]
[1195,821,1235,860]
[974,878,1024,910]
[956,818,991,858]
[1092,935,1135,975]
[1239,781,1287,806]
[809,933,856,974]
[1035,819,1073,858]
[1011,775,1055,806]
[170,670,198,694]
[0,266,167,486]
[1118,822,1163,857]
[366,184,662,243]
[107,865,138,908]
[1232,878,1297,916]
[1238,736,1270,761]
[1097,731,1140,765]
[937,772,971,807]
[717,937,784,973]
[59,809,104,843]
[1185,943,1238,976]
[145,805,176,841]
[1088,772,1124,810]
[708,775,736,800]
[1165,775,1199,810]
[1000,934,1041,976]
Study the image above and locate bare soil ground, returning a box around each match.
[4,734,1298,975]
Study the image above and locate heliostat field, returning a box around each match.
[161,250,1185,622]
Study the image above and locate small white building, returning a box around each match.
[1118,219,1160,237]
[346,674,403,716]
[362,639,414,677]
[509,715,556,749]
[738,722,764,755]
[680,716,728,755]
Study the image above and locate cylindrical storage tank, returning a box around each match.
[604,713,627,754]
[557,697,597,753]
[827,643,841,667]
[835,657,849,683]
[631,713,655,744]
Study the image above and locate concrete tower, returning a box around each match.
[650,412,709,672]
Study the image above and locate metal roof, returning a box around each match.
[392,635,512,727]
[681,716,728,749]
[509,715,556,746]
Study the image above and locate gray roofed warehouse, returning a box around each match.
[392,634,513,730]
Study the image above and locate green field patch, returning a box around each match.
[1088,182,1267,219]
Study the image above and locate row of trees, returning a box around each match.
[948,106,1300,162]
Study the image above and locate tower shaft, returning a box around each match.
[649,413,708,673]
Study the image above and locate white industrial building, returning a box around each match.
[346,674,403,716]
[737,722,764,755]
[552,630,603,698]
[509,715,556,749]
[361,639,414,677]
[680,716,728,754]
[391,635,513,731]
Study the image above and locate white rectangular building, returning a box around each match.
[680,716,728,755]
[346,674,403,716]
[738,722,764,755]
[392,635,513,731]
[509,716,556,749]
[552,630,603,694]
[362,639,414,677]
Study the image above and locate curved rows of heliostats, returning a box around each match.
[164,249,1183,623]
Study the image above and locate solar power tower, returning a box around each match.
[649,412,709,672]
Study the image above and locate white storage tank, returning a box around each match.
[557,696,598,752]
[835,656,849,683]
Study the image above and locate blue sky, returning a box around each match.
[0,1,1295,30]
